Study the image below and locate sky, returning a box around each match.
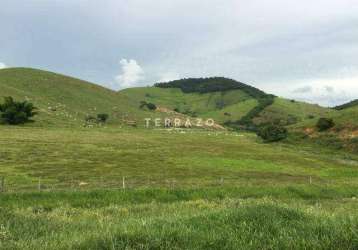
[0,0,357,106]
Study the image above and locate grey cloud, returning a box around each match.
[0,0,357,105]
[292,86,313,94]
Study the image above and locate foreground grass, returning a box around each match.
[1,126,357,249]
[0,188,357,249]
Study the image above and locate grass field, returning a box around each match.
[0,126,358,249]
[1,68,358,249]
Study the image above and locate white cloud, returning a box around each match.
[0,62,7,69]
[158,72,180,83]
[266,76,358,107]
[114,59,144,89]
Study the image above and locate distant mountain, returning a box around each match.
[334,99,358,110]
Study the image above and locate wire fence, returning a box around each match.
[0,174,320,193]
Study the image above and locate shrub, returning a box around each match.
[257,124,288,143]
[97,113,109,123]
[85,115,97,123]
[146,103,156,110]
[316,118,335,132]
[0,97,37,125]
[140,101,157,110]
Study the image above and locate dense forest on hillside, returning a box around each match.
[155,77,268,98]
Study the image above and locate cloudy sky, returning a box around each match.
[1,0,357,106]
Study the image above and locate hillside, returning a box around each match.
[0,68,165,127]
[289,104,358,153]
[122,78,332,129]
[0,68,347,132]
[334,99,358,110]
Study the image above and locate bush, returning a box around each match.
[316,118,335,132]
[139,101,157,110]
[257,124,288,143]
[146,103,156,110]
[0,97,37,125]
[97,113,109,123]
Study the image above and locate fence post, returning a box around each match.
[0,177,4,193]
[122,177,126,190]
[38,178,41,191]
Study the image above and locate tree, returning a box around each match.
[257,124,288,143]
[97,113,109,123]
[316,118,335,132]
[139,101,156,110]
[0,97,37,125]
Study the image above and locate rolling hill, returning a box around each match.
[1,67,357,135]
[120,78,333,129]
[0,68,181,127]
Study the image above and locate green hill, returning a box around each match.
[121,78,332,129]
[118,86,259,124]
[0,68,343,131]
[0,68,157,127]
[334,99,358,110]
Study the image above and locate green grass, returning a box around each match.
[1,68,358,249]
[0,126,358,248]
[255,98,336,125]
[1,188,358,249]
[1,126,357,191]
[0,68,159,127]
[119,87,258,124]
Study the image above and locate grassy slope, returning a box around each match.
[254,98,336,125]
[0,68,336,128]
[335,99,358,110]
[119,87,336,128]
[0,126,358,249]
[0,68,154,126]
[119,87,260,124]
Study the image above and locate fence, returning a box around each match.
[0,174,319,193]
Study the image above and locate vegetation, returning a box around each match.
[226,95,275,130]
[316,118,335,132]
[0,127,358,249]
[0,96,36,125]
[1,188,358,249]
[154,77,267,98]
[96,113,109,123]
[334,99,358,110]
[257,124,288,142]
[0,68,163,127]
[140,101,157,110]
[1,68,358,249]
